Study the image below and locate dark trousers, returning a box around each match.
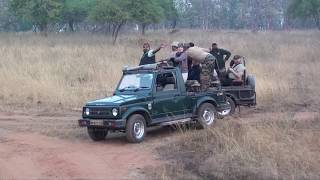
[187,65,201,82]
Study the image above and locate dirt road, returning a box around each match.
[0,111,169,180]
[1,108,318,180]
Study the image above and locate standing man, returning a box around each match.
[209,43,231,74]
[139,42,165,66]
[168,41,180,67]
[185,46,217,91]
[169,41,179,59]
[172,44,188,81]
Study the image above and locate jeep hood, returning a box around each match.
[86,94,147,106]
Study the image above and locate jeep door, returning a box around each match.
[151,71,187,123]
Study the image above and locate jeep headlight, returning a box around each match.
[85,108,90,115]
[112,108,118,116]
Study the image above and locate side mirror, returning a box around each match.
[122,66,129,71]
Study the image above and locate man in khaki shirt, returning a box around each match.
[185,46,217,91]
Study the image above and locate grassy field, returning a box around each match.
[0,30,320,179]
[151,111,320,180]
[0,30,319,110]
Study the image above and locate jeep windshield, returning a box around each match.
[118,73,153,92]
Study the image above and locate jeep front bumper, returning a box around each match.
[78,119,126,129]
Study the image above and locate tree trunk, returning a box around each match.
[141,24,147,35]
[112,21,125,45]
[112,23,116,37]
[39,24,48,36]
[314,14,320,30]
[172,18,177,29]
[68,20,74,32]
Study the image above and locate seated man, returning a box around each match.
[221,55,245,86]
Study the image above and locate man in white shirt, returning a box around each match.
[221,55,245,86]
[228,55,245,80]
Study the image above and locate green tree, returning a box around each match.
[90,0,130,44]
[129,0,165,35]
[62,0,94,32]
[157,0,178,29]
[9,0,63,33]
[287,0,320,29]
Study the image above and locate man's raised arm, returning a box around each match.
[152,43,165,54]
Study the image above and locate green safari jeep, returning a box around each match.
[78,63,230,143]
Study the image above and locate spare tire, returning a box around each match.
[246,74,255,90]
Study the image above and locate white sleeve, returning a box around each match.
[240,64,246,72]
[147,50,155,57]
[236,65,245,76]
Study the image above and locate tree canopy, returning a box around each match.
[10,0,63,32]
[129,0,165,35]
[62,0,94,31]
[90,0,131,44]
[4,0,320,36]
[287,0,320,29]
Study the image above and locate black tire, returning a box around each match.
[226,96,236,115]
[197,103,217,129]
[246,74,255,90]
[87,127,108,141]
[126,114,146,143]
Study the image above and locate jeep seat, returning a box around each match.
[232,69,246,86]
[163,77,176,91]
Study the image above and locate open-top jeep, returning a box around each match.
[221,59,256,114]
[79,63,230,143]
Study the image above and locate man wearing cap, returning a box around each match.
[172,43,188,81]
[139,42,165,66]
[168,41,180,67]
[209,43,231,74]
[169,41,179,59]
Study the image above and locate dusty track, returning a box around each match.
[0,111,168,180]
[0,109,318,179]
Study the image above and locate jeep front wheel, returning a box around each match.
[126,114,146,143]
[87,127,108,141]
[197,103,217,129]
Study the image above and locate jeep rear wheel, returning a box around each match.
[226,96,236,115]
[87,127,108,141]
[126,114,146,143]
[197,103,217,129]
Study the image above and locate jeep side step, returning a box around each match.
[160,118,192,126]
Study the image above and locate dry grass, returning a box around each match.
[153,113,320,180]
[0,30,319,111]
[1,30,320,179]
